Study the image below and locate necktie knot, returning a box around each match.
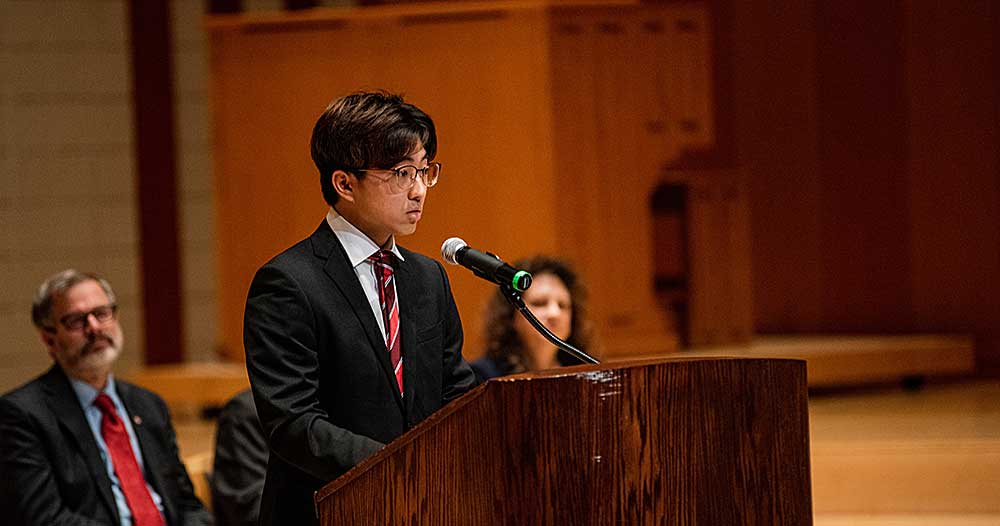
[368,249,394,270]
[93,393,119,423]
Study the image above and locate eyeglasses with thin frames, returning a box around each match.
[45,304,118,333]
[355,162,441,192]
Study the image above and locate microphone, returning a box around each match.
[440,237,532,292]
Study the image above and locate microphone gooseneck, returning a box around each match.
[497,284,600,365]
[440,236,599,365]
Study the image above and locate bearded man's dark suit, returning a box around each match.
[0,365,212,526]
[243,222,478,526]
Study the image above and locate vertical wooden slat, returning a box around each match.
[284,0,319,10]
[127,0,184,364]
[210,0,243,14]
[816,0,911,330]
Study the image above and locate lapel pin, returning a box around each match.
[132,415,142,426]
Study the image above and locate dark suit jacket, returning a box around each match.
[243,223,477,526]
[0,365,213,526]
[210,389,267,526]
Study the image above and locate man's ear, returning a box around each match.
[332,170,356,203]
[39,330,55,350]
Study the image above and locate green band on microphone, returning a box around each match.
[512,270,532,292]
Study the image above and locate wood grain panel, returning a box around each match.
[129,0,183,364]
[209,2,717,361]
[316,358,812,525]
[816,0,912,330]
[905,2,1000,373]
[210,4,564,359]
[547,6,715,355]
[730,0,825,333]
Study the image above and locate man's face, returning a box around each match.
[41,280,123,380]
[348,146,429,246]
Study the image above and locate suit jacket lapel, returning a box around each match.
[41,367,120,525]
[394,255,419,417]
[312,223,403,407]
[116,382,175,525]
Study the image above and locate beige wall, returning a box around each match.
[0,0,217,393]
[173,0,219,367]
[0,0,142,392]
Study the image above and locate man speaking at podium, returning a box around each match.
[243,91,478,525]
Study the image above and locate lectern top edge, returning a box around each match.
[489,355,807,381]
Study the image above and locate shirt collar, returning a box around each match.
[69,374,118,408]
[325,207,404,268]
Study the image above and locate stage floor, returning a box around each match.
[811,379,1000,524]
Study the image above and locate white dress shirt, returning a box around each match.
[325,207,405,343]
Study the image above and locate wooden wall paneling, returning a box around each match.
[211,25,339,359]
[584,5,716,354]
[588,8,678,355]
[725,175,754,343]
[546,6,605,350]
[210,2,715,362]
[660,169,752,348]
[642,7,718,347]
[731,0,826,333]
[397,8,563,356]
[905,2,1000,373]
[688,183,726,345]
[129,0,184,364]
[816,0,912,332]
[634,10,683,166]
[723,1,1000,374]
[645,6,722,350]
[210,5,563,360]
[547,8,631,358]
[660,4,714,151]
[548,9,602,281]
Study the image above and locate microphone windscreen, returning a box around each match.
[440,237,467,265]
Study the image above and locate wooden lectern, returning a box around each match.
[315,358,812,525]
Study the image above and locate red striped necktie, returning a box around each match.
[369,250,403,393]
[93,393,165,526]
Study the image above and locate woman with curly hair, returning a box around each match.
[470,255,596,380]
